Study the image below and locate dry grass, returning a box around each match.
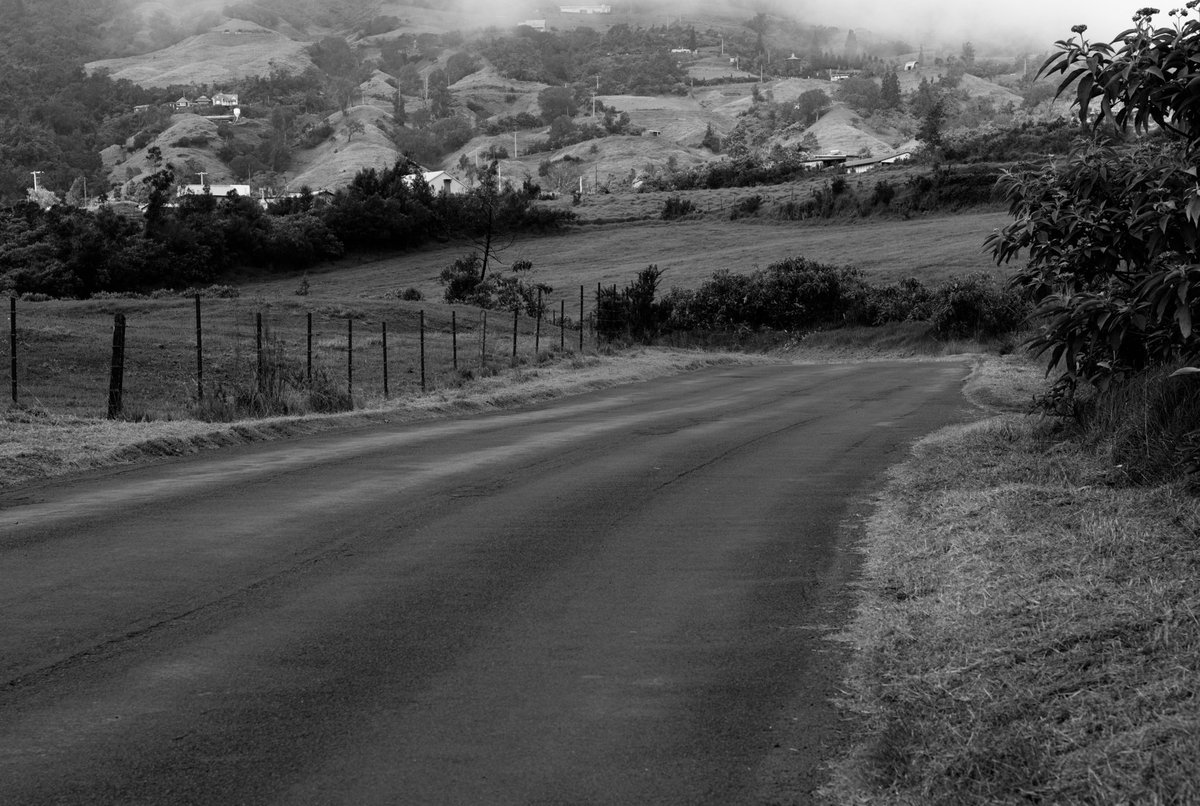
[825,358,1200,804]
[84,19,313,87]
[4,295,599,420]
[0,345,763,489]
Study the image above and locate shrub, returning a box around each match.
[729,195,763,220]
[928,275,1027,340]
[661,195,696,220]
[401,286,422,301]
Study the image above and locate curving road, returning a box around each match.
[0,360,969,805]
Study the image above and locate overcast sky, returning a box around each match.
[820,0,1143,46]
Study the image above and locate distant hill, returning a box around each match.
[85,19,314,87]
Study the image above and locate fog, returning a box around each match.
[818,0,1138,47]
[140,0,1153,51]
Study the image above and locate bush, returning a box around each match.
[661,195,696,220]
[401,286,422,300]
[729,195,763,220]
[928,275,1027,340]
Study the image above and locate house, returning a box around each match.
[829,71,851,82]
[403,171,468,196]
[194,95,212,106]
[179,184,252,198]
[520,19,547,31]
[132,104,151,113]
[904,60,919,71]
[559,4,612,13]
[807,151,849,168]
[843,157,880,174]
[841,151,914,174]
[174,97,192,109]
[212,92,239,107]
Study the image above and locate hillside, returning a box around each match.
[85,19,315,87]
[287,106,403,191]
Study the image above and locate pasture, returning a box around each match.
[243,210,1011,301]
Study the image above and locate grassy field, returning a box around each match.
[241,210,1009,301]
[6,295,584,421]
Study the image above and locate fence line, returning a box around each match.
[4,289,598,420]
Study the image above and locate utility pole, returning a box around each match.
[197,171,208,187]
[30,171,42,191]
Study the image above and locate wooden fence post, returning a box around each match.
[560,299,565,351]
[535,289,542,354]
[194,294,203,401]
[347,318,353,403]
[512,307,519,360]
[255,311,264,391]
[452,310,457,371]
[382,321,389,399]
[107,312,126,420]
[481,310,487,364]
[9,297,16,405]
[306,312,313,385]
[580,285,584,352]
[420,310,426,392]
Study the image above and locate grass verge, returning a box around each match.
[0,348,765,490]
[825,356,1200,804]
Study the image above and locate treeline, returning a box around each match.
[0,161,574,298]
[597,260,1025,342]
[481,25,687,94]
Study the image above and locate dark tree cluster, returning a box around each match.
[0,160,575,298]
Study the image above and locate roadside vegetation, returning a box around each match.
[827,7,1200,801]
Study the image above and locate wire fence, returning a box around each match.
[4,289,599,421]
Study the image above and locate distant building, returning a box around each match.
[194,95,212,106]
[212,92,239,107]
[179,184,252,198]
[559,4,612,13]
[904,60,919,71]
[829,71,851,82]
[174,97,192,109]
[403,171,468,196]
[520,19,547,31]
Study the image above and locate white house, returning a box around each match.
[174,97,192,109]
[212,92,239,107]
[559,4,612,13]
[404,171,468,196]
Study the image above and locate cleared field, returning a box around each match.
[244,210,1011,301]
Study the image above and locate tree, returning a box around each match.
[880,70,902,110]
[961,41,976,65]
[537,86,576,124]
[989,7,1200,403]
[427,69,452,118]
[393,91,406,126]
[346,118,366,141]
[796,88,831,125]
[916,99,946,147]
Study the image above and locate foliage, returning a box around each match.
[991,7,1200,410]
[596,265,668,342]
[660,196,697,220]
[438,252,548,315]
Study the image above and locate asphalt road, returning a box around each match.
[0,360,969,805]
